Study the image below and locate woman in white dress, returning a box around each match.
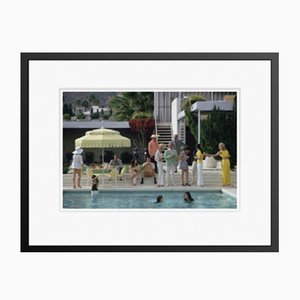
[71,146,84,188]
[195,144,205,187]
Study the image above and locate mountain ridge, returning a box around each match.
[63,92,118,107]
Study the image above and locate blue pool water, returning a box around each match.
[63,190,237,209]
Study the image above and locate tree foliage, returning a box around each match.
[129,117,155,162]
[201,97,237,167]
[63,113,71,120]
[63,103,74,116]
[76,111,85,119]
[108,92,154,121]
[182,94,204,141]
[91,112,99,119]
[89,94,99,106]
[132,111,153,119]
[82,100,89,109]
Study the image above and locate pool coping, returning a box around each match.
[64,187,226,193]
[63,186,237,195]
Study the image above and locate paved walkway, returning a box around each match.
[63,168,237,195]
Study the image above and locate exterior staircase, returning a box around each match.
[156,123,172,145]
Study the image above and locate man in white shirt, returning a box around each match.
[109,154,123,174]
[164,142,177,186]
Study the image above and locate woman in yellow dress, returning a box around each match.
[211,142,231,186]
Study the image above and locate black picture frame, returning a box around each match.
[21,52,279,252]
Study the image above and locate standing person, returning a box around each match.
[210,142,231,186]
[91,175,99,201]
[191,147,198,185]
[71,146,84,189]
[164,142,177,186]
[129,159,139,186]
[109,154,123,174]
[172,134,185,172]
[148,134,159,173]
[195,144,205,187]
[155,144,165,187]
[179,146,191,186]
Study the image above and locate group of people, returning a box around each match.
[70,133,232,190]
[145,133,232,188]
[128,156,157,186]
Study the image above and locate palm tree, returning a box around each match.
[89,94,99,106]
[107,94,135,121]
[82,100,89,110]
[108,92,154,121]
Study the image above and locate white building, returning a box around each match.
[91,106,112,116]
[154,91,236,144]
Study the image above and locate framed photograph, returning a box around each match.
[21,52,278,252]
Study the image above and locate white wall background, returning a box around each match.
[0,1,297,299]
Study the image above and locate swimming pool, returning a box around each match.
[63,190,237,209]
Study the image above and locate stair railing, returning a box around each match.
[153,109,158,136]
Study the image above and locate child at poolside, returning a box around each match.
[91,175,99,201]
[183,191,194,202]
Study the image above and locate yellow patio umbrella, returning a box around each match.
[75,127,131,163]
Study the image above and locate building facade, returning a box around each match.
[154,91,236,123]
[154,91,236,144]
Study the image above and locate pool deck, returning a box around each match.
[63,168,237,196]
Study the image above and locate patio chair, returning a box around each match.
[103,168,118,186]
[117,167,129,185]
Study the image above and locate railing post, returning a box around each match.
[198,110,201,144]
[153,110,158,136]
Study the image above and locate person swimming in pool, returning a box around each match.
[183,191,194,202]
[156,195,164,203]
